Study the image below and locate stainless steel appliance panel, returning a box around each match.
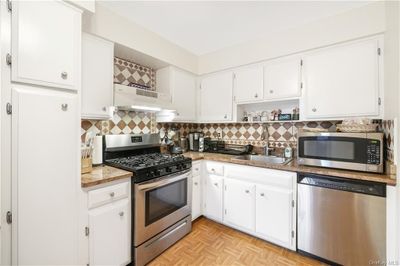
[297,132,383,173]
[134,170,192,246]
[298,174,386,265]
[135,215,192,266]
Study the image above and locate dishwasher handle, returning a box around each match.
[298,173,386,197]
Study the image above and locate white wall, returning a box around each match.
[198,1,385,74]
[82,3,198,74]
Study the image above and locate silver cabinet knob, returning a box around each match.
[213,183,218,187]
[260,193,265,197]
[176,112,180,116]
[61,104,68,111]
[211,168,215,172]
[269,90,273,94]
[245,190,250,194]
[195,168,199,171]
[61,71,68,79]
[102,106,107,112]
[109,192,115,197]
[224,114,227,119]
[194,182,198,186]
[119,211,124,217]
[312,108,317,112]
[254,93,258,98]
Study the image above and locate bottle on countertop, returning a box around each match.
[284,146,293,159]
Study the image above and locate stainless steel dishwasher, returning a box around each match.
[297,173,386,265]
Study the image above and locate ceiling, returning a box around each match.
[99,1,373,56]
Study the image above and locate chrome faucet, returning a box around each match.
[264,146,275,156]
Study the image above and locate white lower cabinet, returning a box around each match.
[89,198,131,266]
[255,185,293,249]
[192,175,202,220]
[201,161,296,251]
[224,178,255,232]
[204,174,224,223]
[85,180,131,266]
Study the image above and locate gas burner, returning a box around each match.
[105,152,191,183]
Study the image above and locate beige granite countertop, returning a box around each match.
[184,152,397,186]
[81,165,132,188]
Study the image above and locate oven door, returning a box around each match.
[298,132,382,172]
[134,169,191,246]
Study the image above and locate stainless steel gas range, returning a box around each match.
[103,133,192,266]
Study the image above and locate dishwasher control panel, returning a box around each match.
[298,173,386,197]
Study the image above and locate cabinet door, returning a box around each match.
[172,68,197,122]
[264,57,302,100]
[199,72,233,122]
[81,33,114,119]
[12,87,79,265]
[89,199,131,266]
[303,38,380,119]
[204,175,223,222]
[255,185,293,249]
[234,66,263,103]
[192,175,202,221]
[224,179,255,231]
[11,1,81,90]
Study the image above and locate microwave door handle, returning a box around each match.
[137,173,188,191]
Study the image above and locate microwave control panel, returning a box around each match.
[367,139,381,165]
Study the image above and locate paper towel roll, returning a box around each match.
[92,136,103,165]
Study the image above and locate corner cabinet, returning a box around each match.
[11,1,81,90]
[199,72,234,122]
[303,37,382,119]
[81,33,114,119]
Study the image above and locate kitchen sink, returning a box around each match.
[233,155,293,165]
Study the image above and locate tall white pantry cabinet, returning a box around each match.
[2,1,82,265]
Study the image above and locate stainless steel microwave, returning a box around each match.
[297,132,384,173]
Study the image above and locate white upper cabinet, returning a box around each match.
[234,66,263,103]
[264,56,302,100]
[224,178,255,232]
[303,37,381,119]
[199,72,234,122]
[157,67,197,122]
[11,1,81,90]
[81,33,114,119]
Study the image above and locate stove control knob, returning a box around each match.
[166,167,172,173]
[154,170,161,176]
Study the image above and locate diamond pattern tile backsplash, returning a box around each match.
[157,121,340,149]
[114,57,156,90]
[82,115,394,162]
[81,111,156,142]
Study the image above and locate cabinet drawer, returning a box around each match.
[205,162,224,176]
[88,181,130,209]
[192,162,201,176]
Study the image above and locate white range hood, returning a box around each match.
[114,84,175,113]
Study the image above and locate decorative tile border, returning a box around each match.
[114,57,156,90]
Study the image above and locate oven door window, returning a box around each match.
[298,136,367,163]
[145,179,187,226]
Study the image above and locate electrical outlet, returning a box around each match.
[217,133,221,138]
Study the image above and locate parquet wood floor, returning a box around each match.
[149,217,325,266]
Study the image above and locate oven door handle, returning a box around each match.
[137,173,189,191]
